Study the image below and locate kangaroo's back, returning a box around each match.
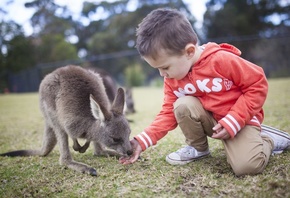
[40,65,110,119]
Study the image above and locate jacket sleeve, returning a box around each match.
[134,80,178,151]
[216,50,268,138]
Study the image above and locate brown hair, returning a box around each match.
[136,8,198,59]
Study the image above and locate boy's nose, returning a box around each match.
[159,69,166,77]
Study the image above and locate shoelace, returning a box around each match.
[176,146,193,154]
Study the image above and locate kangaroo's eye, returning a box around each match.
[113,138,122,143]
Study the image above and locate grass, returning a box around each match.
[0,78,290,198]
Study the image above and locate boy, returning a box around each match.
[119,8,290,176]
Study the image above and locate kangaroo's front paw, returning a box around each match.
[73,144,80,152]
[78,141,90,153]
[72,139,81,152]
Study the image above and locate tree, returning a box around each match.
[203,0,290,77]
[6,35,35,72]
[0,19,34,92]
[22,0,79,69]
[125,63,145,87]
[33,34,78,64]
[77,0,196,83]
[25,0,74,37]
[2,0,199,92]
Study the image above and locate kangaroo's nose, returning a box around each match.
[127,150,133,156]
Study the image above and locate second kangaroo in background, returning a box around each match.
[86,67,136,115]
[0,65,133,176]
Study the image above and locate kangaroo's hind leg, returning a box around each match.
[56,130,97,176]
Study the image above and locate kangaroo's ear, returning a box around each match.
[90,94,105,121]
[111,88,125,115]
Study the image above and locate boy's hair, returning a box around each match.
[136,8,198,59]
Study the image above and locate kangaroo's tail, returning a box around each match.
[0,150,43,157]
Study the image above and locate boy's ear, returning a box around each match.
[184,43,196,58]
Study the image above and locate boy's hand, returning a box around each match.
[212,123,230,140]
[119,139,142,165]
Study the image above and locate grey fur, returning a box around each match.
[84,67,136,115]
[0,65,133,176]
[72,67,136,154]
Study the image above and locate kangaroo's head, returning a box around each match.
[89,88,133,157]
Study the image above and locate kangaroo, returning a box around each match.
[0,65,133,176]
[85,67,136,115]
[72,67,136,154]
[124,87,136,115]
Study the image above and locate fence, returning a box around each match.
[6,50,142,93]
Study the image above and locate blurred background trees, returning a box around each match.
[0,0,289,92]
[203,0,290,78]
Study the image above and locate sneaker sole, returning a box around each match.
[165,153,210,165]
[272,150,283,155]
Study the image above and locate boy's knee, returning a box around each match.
[174,103,191,121]
[174,96,199,108]
[174,96,200,111]
[173,96,206,122]
[231,157,266,176]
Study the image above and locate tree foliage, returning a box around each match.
[75,0,194,83]
[125,63,145,87]
[6,35,35,72]
[203,0,290,77]
[24,0,74,36]
[0,20,35,91]
[0,0,289,92]
[33,34,78,63]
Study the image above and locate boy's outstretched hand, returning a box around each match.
[119,139,142,165]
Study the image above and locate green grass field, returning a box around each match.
[0,78,289,197]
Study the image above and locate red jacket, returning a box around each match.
[135,42,268,151]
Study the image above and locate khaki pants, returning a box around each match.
[173,96,273,176]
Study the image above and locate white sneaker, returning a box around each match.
[261,125,290,154]
[166,146,210,165]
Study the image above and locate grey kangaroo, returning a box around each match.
[0,65,133,176]
[72,67,136,154]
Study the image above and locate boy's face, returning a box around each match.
[143,49,193,80]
